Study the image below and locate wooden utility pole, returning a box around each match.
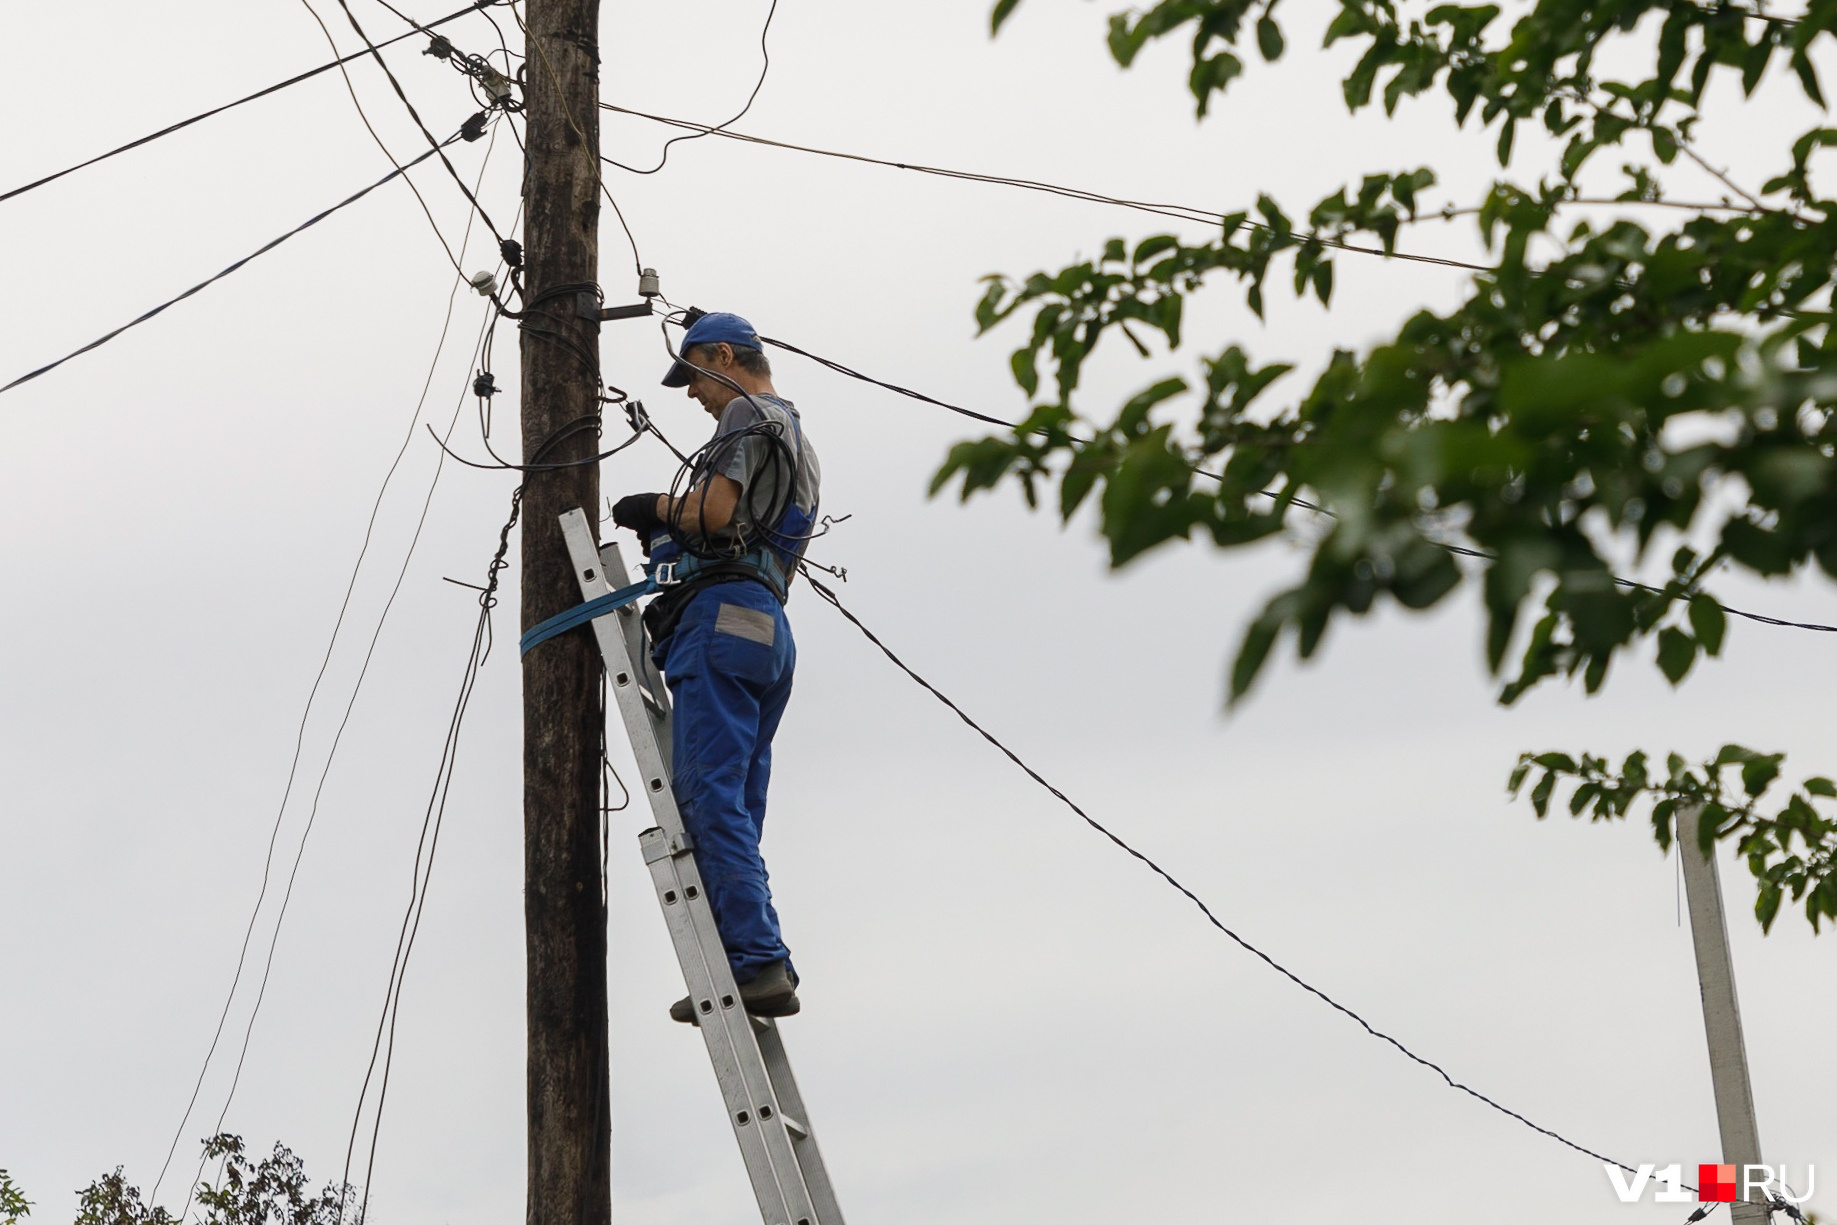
[519,1,609,1224]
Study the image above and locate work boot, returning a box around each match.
[669,960,801,1025]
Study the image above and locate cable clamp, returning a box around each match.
[460,111,489,142]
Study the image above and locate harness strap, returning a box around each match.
[519,575,657,657]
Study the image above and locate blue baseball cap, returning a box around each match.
[662,311,762,387]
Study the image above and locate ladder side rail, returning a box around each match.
[560,511,823,1225]
[602,531,844,1225]
[753,1019,846,1225]
[598,541,673,770]
[640,833,804,1223]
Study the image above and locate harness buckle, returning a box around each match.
[653,561,681,586]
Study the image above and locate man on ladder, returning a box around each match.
[610,310,822,1024]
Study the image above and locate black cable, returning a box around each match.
[654,313,819,561]
[298,0,490,277]
[600,104,1490,274]
[803,572,1662,1183]
[1,134,459,397]
[145,228,501,1216]
[337,483,516,1225]
[0,1,500,208]
[171,302,501,1225]
[329,0,509,244]
[601,0,779,176]
[758,333,1011,428]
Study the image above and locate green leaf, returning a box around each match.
[1804,777,1837,798]
[1741,753,1784,798]
[1756,883,1783,932]
[1530,770,1557,816]
[1010,346,1040,398]
[1688,595,1726,656]
[1656,627,1696,684]
[1256,15,1284,62]
[1229,614,1282,706]
[990,0,1022,34]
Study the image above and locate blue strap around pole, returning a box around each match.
[519,575,656,657]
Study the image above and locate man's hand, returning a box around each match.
[611,492,665,538]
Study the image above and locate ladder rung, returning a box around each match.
[780,1113,809,1140]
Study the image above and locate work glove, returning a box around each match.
[611,492,665,539]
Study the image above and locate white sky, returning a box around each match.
[2,3,1833,1224]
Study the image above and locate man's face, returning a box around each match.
[683,344,733,417]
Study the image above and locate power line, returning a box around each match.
[601,0,780,176]
[298,0,473,277]
[336,482,515,1225]
[1,129,469,397]
[328,0,509,245]
[802,572,1657,1181]
[600,104,1491,274]
[149,148,506,1208]
[755,331,1837,639]
[0,0,502,208]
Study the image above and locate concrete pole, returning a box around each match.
[1678,802,1769,1224]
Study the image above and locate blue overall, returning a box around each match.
[659,578,797,984]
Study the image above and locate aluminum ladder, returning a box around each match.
[558,507,845,1225]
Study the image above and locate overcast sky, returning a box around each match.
[3,3,1833,1224]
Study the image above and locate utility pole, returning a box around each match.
[519,1,609,1224]
[1678,803,1769,1224]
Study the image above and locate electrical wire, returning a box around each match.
[151,140,506,1212]
[0,1,502,208]
[328,0,509,245]
[1,133,462,397]
[500,3,645,276]
[335,483,515,1225]
[600,104,1490,274]
[600,0,779,176]
[755,332,1837,638]
[298,0,471,276]
[802,571,1665,1184]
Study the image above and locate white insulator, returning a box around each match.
[638,267,661,298]
[470,270,499,297]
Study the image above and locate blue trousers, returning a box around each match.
[659,581,797,984]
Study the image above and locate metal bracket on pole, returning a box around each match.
[558,508,845,1225]
[1679,803,1770,1224]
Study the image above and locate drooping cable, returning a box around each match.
[151,139,506,1211]
[600,105,1489,273]
[335,482,518,1225]
[0,0,501,208]
[501,3,644,275]
[803,571,1663,1183]
[1,132,466,397]
[601,0,779,176]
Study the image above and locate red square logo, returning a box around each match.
[1700,1165,1738,1202]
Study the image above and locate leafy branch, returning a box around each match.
[1510,744,1837,931]
[1,1171,31,1225]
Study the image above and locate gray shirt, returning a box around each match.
[709,392,821,546]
